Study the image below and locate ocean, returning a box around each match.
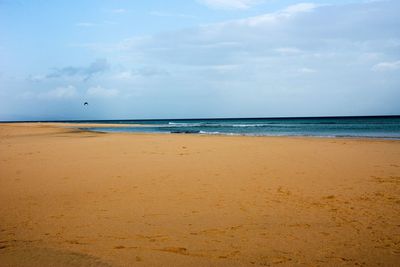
[73,116,400,139]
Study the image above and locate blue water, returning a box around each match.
[77,116,400,139]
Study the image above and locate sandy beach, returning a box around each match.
[0,123,399,266]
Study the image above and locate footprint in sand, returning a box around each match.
[159,247,188,255]
[272,257,292,264]
[219,250,241,259]
[136,234,169,242]
[65,240,85,245]
[230,225,243,231]
[277,186,291,196]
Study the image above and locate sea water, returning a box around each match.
[75,116,400,139]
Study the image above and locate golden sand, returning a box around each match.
[0,123,399,266]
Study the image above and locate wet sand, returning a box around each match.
[0,123,399,266]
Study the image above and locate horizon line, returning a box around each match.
[1,114,400,123]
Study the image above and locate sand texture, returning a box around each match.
[0,123,400,266]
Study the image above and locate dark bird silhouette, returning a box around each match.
[84,102,89,106]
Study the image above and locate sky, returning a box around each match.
[0,0,399,120]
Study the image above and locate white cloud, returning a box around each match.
[41,85,78,99]
[232,3,317,26]
[372,60,400,71]
[87,86,119,97]
[112,67,169,81]
[284,2,317,14]
[198,0,262,10]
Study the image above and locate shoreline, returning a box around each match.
[4,122,400,142]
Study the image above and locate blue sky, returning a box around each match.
[0,0,399,120]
